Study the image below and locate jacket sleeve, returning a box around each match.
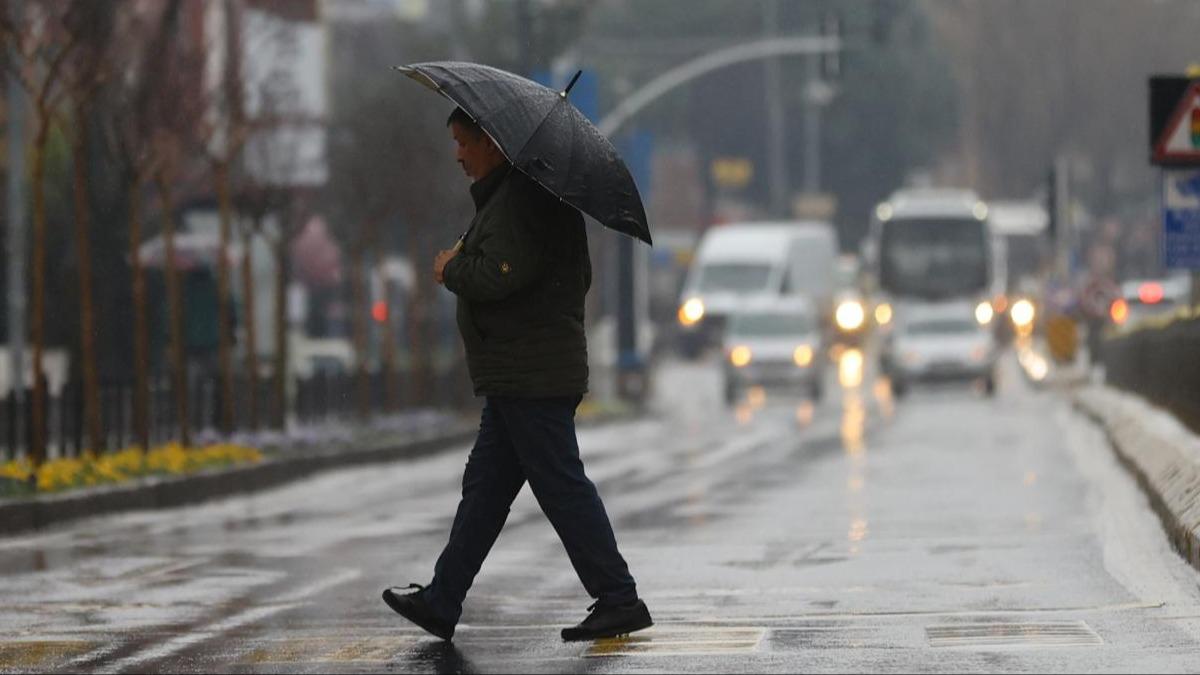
[443,212,546,303]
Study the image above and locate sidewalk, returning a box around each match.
[0,398,639,537]
[1072,385,1200,573]
[1015,338,1200,573]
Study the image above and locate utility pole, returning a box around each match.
[762,0,788,218]
[6,0,27,406]
[515,0,534,77]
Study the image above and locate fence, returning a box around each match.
[0,363,473,461]
[1103,314,1200,435]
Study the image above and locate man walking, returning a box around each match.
[382,108,652,643]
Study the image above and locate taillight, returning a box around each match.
[1110,298,1128,324]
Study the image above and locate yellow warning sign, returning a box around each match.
[1046,314,1078,363]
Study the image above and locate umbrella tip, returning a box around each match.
[563,70,583,97]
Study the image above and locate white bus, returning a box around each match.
[864,188,995,318]
[863,189,1000,392]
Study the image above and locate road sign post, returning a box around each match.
[1150,76,1200,306]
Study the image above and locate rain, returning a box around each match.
[1,1,1200,672]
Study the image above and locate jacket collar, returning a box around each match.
[469,164,510,211]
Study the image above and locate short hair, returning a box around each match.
[446,107,482,136]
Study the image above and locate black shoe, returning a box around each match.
[561,599,653,642]
[382,584,455,641]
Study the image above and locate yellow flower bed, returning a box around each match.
[0,443,263,494]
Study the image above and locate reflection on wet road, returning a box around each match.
[3,347,1200,673]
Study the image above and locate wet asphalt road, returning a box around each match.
[2,349,1200,673]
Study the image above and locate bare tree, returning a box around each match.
[144,13,210,449]
[103,0,186,451]
[205,0,250,436]
[931,0,1200,210]
[59,1,120,456]
[235,76,303,432]
[1,0,80,464]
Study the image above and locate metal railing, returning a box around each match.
[1103,314,1200,435]
[0,363,473,461]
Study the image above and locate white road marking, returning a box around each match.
[94,568,361,674]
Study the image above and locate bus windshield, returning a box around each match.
[880,218,989,298]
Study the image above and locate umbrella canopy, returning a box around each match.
[395,61,652,246]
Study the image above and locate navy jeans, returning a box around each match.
[422,395,638,625]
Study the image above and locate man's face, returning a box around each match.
[451,122,502,181]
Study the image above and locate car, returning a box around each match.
[721,297,825,405]
[831,255,871,346]
[675,221,838,358]
[1109,275,1192,327]
[882,301,998,397]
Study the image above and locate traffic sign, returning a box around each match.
[1163,168,1200,269]
[1153,82,1200,164]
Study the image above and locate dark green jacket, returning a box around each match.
[443,166,591,397]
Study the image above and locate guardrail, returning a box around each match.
[1103,312,1200,435]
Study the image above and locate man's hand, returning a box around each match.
[434,248,459,285]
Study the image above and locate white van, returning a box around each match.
[675,221,838,357]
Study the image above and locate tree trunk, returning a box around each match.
[406,232,430,407]
[214,161,235,435]
[349,245,370,420]
[71,112,104,455]
[129,174,151,451]
[156,173,190,448]
[30,118,49,466]
[241,223,259,432]
[380,257,399,413]
[272,224,289,431]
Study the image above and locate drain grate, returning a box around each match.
[926,621,1102,648]
[584,626,764,658]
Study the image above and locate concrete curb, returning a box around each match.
[1073,385,1200,572]
[0,424,479,538]
[0,406,642,538]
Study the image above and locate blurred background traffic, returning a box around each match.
[1,0,1198,469]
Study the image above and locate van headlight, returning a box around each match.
[836,300,866,331]
[678,298,705,326]
[975,301,994,325]
[729,345,752,368]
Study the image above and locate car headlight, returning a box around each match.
[874,302,893,326]
[678,298,705,326]
[975,301,994,325]
[793,344,814,367]
[1010,299,1035,328]
[836,300,866,331]
[729,345,752,368]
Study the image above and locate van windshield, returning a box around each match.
[731,311,813,336]
[696,263,773,293]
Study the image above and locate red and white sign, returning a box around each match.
[1153,82,1200,163]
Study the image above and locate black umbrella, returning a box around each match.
[395,61,652,246]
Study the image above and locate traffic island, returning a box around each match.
[0,414,479,537]
[1073,385,1200,572]
[0,399,640,538]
